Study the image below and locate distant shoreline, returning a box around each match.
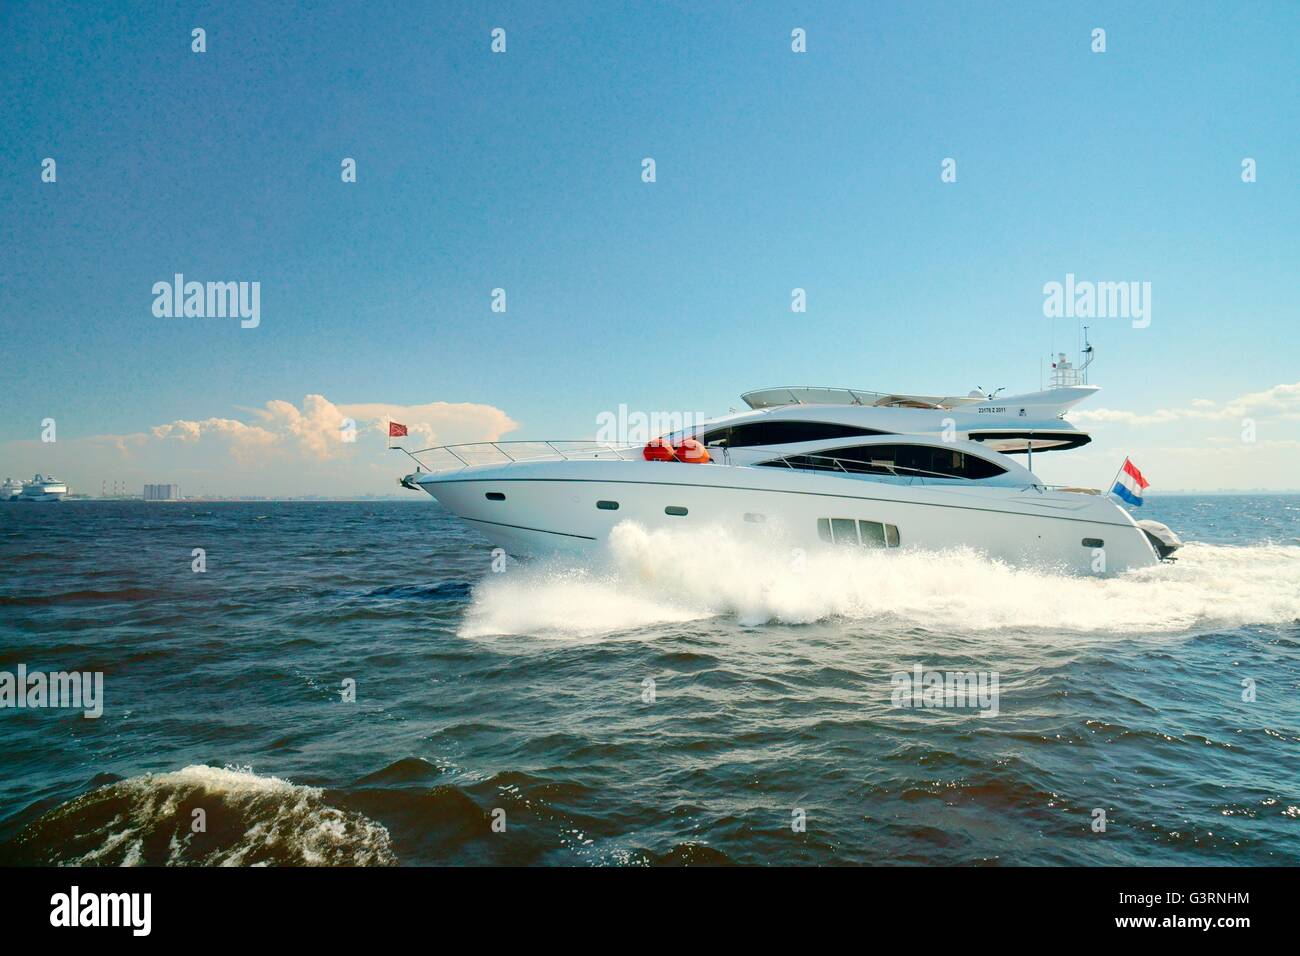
[26,496,423,503]
[30,490,1300,503]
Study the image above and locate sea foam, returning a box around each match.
[459,521,1300,638]
[4,764,396,866]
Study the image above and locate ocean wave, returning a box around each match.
[609,842,734,866]
[460,522,1300,638]
[0,587,168,607]
[366,582,473,601]
[351,756,449,787]
[0,764,395,866]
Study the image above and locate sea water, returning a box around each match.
[1,496,1297,865]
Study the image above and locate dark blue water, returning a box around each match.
[1,496,1297,865]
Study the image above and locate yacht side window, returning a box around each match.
[817,517,901,548]
[763,443,1006,480]
[858,521,887,548]
[701,421,890,448]
[830,518,857,545]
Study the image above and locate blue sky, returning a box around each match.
[2,1,1297,493]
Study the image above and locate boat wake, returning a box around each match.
[460,521,1300,638]
[0,765,395,866]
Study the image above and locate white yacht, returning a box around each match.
[1,477,23,501]
[398,360,1181,574]
[18,474,68,502]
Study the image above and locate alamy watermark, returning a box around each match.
[891,664,999,717]
[50,886,150,936]
[595,405,708,444]
[1042,273,1150,328]
[1,664,103,718]
[152,274,260,328]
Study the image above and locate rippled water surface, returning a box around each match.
[1,496,1298,865]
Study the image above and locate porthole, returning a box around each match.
[1082,537,1104,548]
[485,492,505,501]
[665,506,688,516]
[596,500,619,511]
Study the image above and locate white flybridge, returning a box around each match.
[398,357,1181,573]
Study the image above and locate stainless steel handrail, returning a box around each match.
[755,451,960,484]
[1020,484,1102,495]
[397,440,642,473]
[395,440,1102,495]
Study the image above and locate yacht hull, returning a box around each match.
[415,460,1160,574]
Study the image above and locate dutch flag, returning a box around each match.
[1112,458,1149,506]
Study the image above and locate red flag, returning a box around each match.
[388,422,408,438]
[1121,457,1150,490]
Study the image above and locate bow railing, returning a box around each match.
[395,440,642,474]
[394,440,1103,496]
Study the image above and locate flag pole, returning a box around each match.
[1105,457,1126,499]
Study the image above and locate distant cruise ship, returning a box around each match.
[14,474,68,502]
[1,477,23,501]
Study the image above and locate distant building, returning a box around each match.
[143,483,180,501]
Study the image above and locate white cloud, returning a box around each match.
[1069,407,1184,426]
[1071,381,1300,427]
[1,394,519,496]
[5,385,1294,496]
[1032,381,1300,491]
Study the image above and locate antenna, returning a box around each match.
[1078,326,1095,383]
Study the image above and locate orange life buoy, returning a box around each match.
[643,437,677,461]
[675,438,710,463]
